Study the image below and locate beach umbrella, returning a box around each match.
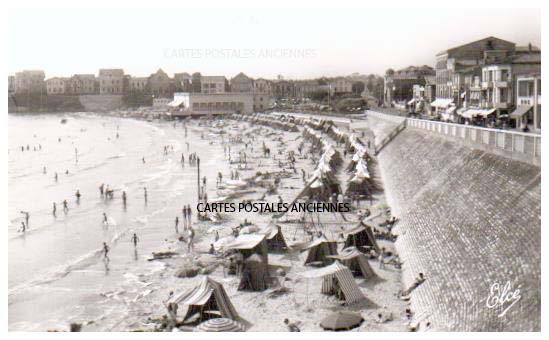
[195,318,245,332]
[320,311,364,331]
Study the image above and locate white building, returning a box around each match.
[168,92,253,115]
[512,74,541,131]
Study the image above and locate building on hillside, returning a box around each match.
[68,74,97,94]
[230,72,254,93]
[148,69,173,97]
[128,76,149,94]
[46,77,69,95]
[168,92,253,115]
[201,76,228,94]
[15,70,46,94]
[174,72,192,92]
[98,69,125,94]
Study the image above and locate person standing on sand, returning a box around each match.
[63,200,69,214]
[54,172,58,182]
[187,227,195,253]
[187,204,192,224]
[102,242,110,262]
[52,202,57,217]
[20,222,26,233]
[174,216,179,234]
[143,187,148,204]
[102,212,108,226]
[75,190,81,204]
[131,233,139,248]
[182,206,188,229]
[99,183,105,197]
[122,191,127,208]
[20,211,30,228]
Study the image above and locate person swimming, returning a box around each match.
[75,190,81,203]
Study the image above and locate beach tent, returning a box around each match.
[238,254,269,291]
[225,234,269,264]
[301,261,365,304]
[303,237,338,266]
[260,225,288,252]
[172,276,239,322]
[343,222,379,253]
[328,247,377,279]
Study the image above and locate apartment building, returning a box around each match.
[15,70,46,94]
[98,69,125,94]
[201,76,228,94]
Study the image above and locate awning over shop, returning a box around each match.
[407,98,416,105]
[168,97,186,108]
[430,98,453,108]
[510,105,532,119]
[459,108,496,119]
[446,106,456,114]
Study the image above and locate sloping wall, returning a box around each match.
[375,126,540,331]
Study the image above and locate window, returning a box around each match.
[518,80,533,97]
[500,69,509,81]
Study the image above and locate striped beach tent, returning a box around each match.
[328,246,377,279]
[172,276,239,322]
[301,261,365,304]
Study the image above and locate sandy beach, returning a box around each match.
[8,112,408,332]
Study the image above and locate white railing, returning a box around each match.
[406,118,541,166]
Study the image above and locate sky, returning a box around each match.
[7,7,541,79]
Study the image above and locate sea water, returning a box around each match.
[8,113,225,331]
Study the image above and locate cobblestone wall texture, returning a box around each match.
[375,126,540,331]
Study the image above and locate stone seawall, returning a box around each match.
[374,127,540,331]
[79,94,124,112]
